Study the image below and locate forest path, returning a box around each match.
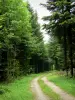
[42,77,75,100]
[31,77,50,100]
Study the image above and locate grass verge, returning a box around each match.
[38,79,61,100]
[0,74,39,100]
[47,71,75,96]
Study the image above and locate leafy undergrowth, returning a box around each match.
[38,79,61,100]
[0,74,39,100]
[47,71,75,96]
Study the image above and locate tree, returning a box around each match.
[42,0,75,77]
[0,0,50,82]
[47,37,64,70]
[27,3,50,73]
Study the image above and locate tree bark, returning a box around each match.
[68,25,73,77]
[63,26,68,76]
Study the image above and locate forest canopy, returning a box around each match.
[42,0,75,77]
[0,0,75,83]
[0,0,50,82]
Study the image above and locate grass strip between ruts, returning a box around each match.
[38,78,61,100]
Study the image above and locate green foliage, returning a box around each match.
[0,0,33,81]
[27,3,50,73]
[47,37,64,70]
[0,0,49,82]
[43,0,75,76]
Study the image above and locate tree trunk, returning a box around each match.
[68,25,73,77]
[63,26,68,76]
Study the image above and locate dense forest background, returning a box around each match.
[0,0,75,82]
[0,0,50,82]
[42,0,75,77]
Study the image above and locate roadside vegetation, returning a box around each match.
[47,71,75,96]
[0,74,39,100]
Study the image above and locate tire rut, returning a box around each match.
[31,77,50,100]
[42,77,75,100]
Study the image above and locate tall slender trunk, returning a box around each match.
[67,0,73,77]
[55,58,59,70]
[68,26,73,77]
[63,26,68,76]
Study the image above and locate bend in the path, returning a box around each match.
[31,77,50,100]
[42,77,75,100]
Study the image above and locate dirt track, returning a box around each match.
[31,77,50,100]
[31,76,75,100]
[42,77,75,100]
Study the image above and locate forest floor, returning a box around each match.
[0,71,75,100]
[31,72,75,100]
[0,74,40,100]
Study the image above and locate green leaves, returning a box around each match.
[0,0,49,80]
[42,0,75,73]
